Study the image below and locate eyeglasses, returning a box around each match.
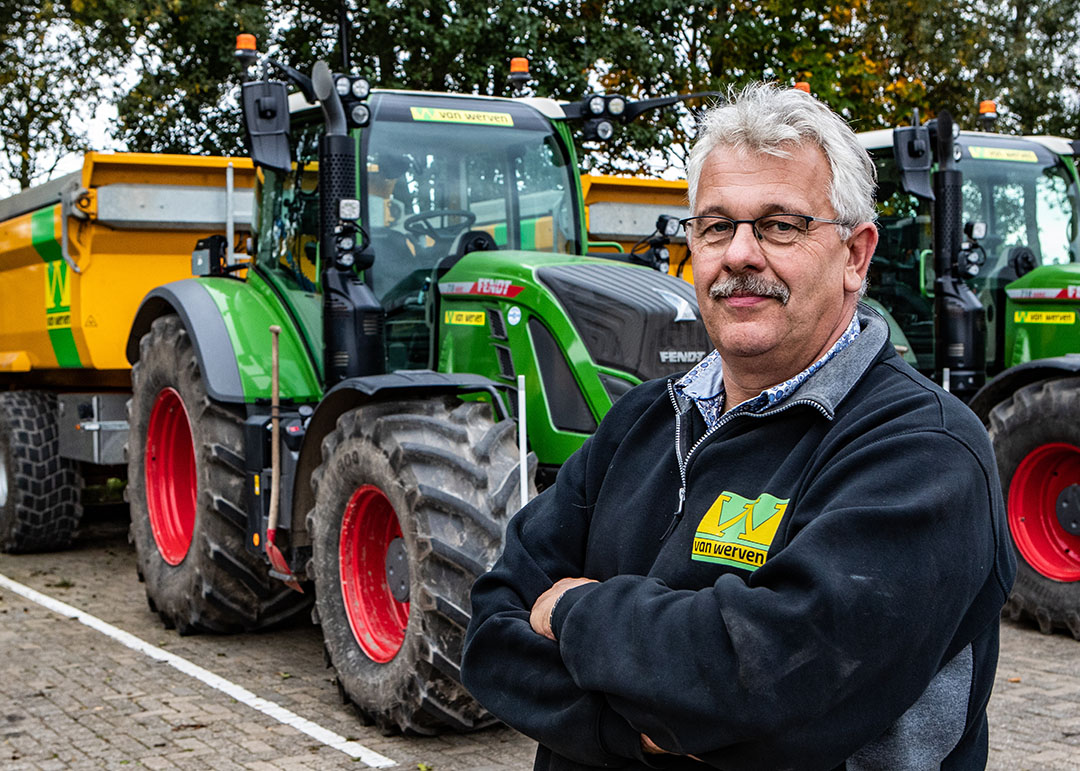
[679,213,847,249]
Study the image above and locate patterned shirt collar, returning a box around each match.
[675,311,861,430]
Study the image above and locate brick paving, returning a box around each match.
[1,505,1077,769]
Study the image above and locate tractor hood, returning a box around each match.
[535,262,712,382]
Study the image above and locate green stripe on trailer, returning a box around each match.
[32,207,83,368]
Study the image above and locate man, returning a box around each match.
[462,83,1015,770]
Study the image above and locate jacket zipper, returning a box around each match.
[663,382,725,540]
[661,384,831,541]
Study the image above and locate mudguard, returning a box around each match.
[126,278,321,404]
[291,370,511,538]
[967,354,1080,421]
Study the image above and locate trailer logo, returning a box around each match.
[691,491,789,572]
[44,260,72,329]
[1013,310,1075,324]
[410,107,514,127]
[444,310,486,326]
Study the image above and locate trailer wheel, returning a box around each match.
[308,397,534,734]
[0,391,83,552]
[127,315,310,633]
[990,376,1080,640]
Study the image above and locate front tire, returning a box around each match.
[308,397,534,734]
[989,376,1080,639]
[0,391,83,553]
[127,314,309,633]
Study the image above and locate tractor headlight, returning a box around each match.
[596,120,614,140]
[588,95,606,115]
[338,198,361,221]
[335,76,350,96]
[657,214,680,238]
[350,104,371,126]
[351,78,370,99]
[607,96,626,116]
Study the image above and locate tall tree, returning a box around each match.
[0,0,107,190]
[70,0,270,154]
[983,0,1080,134]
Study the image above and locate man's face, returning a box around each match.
[689,143,876,382]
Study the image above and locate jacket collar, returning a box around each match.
[669,302,891,421]
[758,302,891,420]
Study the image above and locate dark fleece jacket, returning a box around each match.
[462,307,1015,771]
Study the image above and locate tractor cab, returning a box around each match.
[252,91,583,373]
[862,129,1080,375]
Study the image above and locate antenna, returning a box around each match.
[338,1,351,71]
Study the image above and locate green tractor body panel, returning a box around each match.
[1003,264,1080,367]
[436,251,658,465]
[198,274,322,402]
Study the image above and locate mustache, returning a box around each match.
[708,273,791,305]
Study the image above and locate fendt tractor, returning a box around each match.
[592,101,1080,639]
[0,36,715,733]
[863,109,1080,640]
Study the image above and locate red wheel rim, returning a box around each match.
[1009,442,1080,581]
[339,485,409,662]
[145,387,197,566]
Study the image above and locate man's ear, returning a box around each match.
[844,222,878,294]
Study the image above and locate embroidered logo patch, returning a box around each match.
[692,491,789,571]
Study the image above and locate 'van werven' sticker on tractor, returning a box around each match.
[969,147,1039,163]
[692,491,789,572]
[1014,311,1075,324]
[410,107,514,127]
[444,310,486,326]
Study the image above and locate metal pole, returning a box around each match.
[517,374,528,511]
[226,162,235,266]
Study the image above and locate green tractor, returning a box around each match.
[860,110,1080,639]
[123,41,712,733]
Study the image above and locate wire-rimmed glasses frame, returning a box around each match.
[678,213,848,250]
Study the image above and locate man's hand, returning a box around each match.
[529,577,597,640]
[641,734,670,755]
[641,734,702,762]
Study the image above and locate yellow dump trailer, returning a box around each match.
[580,173,693,281]
[0,153,255,381]
[0,153,254,551]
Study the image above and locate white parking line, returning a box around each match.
[0,572,397,768]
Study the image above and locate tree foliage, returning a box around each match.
[4,0,1080,192]
[0,0,107,190]
[68,0,269,154]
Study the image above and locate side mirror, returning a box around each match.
[893,125,934,201]
[241,80,292,174]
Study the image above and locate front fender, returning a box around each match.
[292,371,510,539]
[126,278,321,404]
[968,354,1080,421]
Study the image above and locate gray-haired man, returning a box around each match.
[463,83,1015,771]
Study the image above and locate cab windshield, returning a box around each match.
[362,93,580,301]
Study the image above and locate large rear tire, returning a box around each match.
[0,391,83,553]
[127,315,309,633]
[308,397,534,734]
[989,376,1080,639]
